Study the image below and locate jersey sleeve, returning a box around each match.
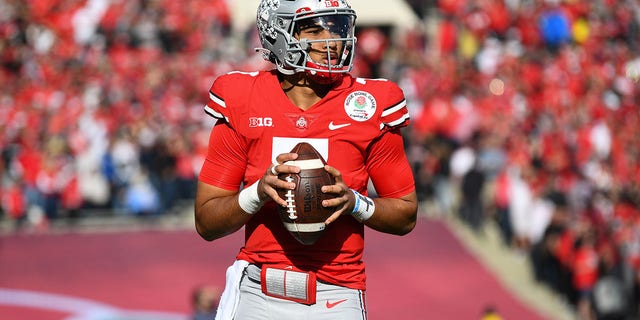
[366,129,415,198]
[198,117,248,191]
[204,74,232,123]
[203,71,260,128]
[379,82,410,131]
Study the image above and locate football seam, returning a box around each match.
[283,176,297,219]
[281,158,325,222]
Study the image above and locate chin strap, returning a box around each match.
[276,63,298,75]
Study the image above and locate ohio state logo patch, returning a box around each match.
[295,116,308,129]
[344,91,376,122]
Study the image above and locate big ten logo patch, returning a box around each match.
[249,117,273,127]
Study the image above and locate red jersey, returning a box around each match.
[199,70,415,290]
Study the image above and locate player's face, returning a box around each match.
[295,15,351,66]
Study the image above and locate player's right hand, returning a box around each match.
[258,152,300,207]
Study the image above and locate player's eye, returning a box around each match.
[299,26,324,36]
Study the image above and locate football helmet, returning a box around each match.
[257,0,357,83]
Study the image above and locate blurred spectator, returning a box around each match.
[1,178,27,228]
[572,228,599,320]
[593,239,631,319]
[356,27,389,78]
[539,4,572,52]
[530,224,567,295]
[480,305,503,320]
[459,157,486,234]
[140,134,176,214]
[493,168,512,246]
[191,285,219,320]
[123,169,159,216]
[458,135,486,233]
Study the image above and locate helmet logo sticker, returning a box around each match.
[344,91,376,122]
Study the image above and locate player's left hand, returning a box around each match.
[321,164,355,225]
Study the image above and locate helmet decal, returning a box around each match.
[257,0,280,44]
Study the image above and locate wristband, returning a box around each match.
[238,181,263,214]
[350,189,375,222]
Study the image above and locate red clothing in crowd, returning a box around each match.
[1,185,26,219]
[572,243,599,291]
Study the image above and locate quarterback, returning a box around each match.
[195,0,418,319]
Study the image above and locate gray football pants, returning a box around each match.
[233,264,367,320]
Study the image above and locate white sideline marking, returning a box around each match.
[0,288,185,320]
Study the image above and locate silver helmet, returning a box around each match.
[257,0,357,82]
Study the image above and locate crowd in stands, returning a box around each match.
[0,0,240,224]
[399,1,639,319]
[1,0,639,318]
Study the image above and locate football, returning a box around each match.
[277,142,336,245]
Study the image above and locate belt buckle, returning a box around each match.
[260,265,317,305]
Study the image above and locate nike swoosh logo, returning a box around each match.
[326,299,347,309]
[328,121,351,130]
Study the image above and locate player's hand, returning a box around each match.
[258,152,300,207]
[321,164,354,225]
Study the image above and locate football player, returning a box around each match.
[195,0,418,319]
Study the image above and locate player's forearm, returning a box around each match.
[194,181,253,241]
[363,191,418,235]
[195,195,252,241]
